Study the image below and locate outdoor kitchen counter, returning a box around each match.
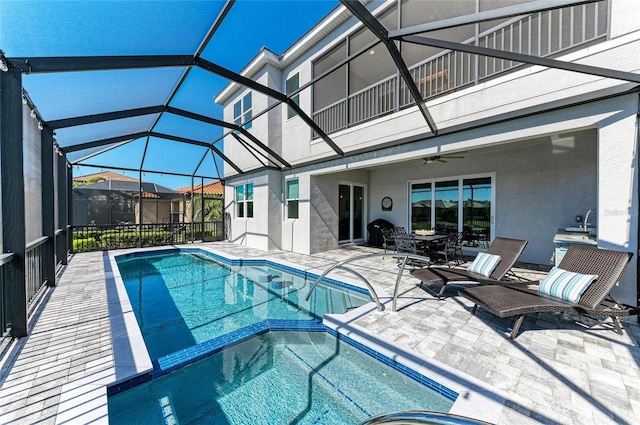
[553,229,597,266]
[553,229,598,245]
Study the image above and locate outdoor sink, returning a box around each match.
[564,226,590,233]
[564,226,597,236]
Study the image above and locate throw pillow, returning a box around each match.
[467,252,502,278]
[538,267,598,303]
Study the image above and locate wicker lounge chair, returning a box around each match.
[410,236,529,299]
[459,245,636,339]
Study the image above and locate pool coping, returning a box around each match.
[103,246,505,424]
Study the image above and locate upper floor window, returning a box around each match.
[285,179,299,219]
[233,92,252,130]
[235,183,253,218]
[286,73,300,119]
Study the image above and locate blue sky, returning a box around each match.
[0,0,339,189]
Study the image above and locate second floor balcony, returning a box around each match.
[312,1,609,138]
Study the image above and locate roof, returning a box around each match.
[73,171,140,183]
[73,180,178,199]
[176,180,223,197]
[133,192,161,199]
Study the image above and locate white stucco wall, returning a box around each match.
[596,94,639,305]
[224,169,284,251]
[222,65,282,175]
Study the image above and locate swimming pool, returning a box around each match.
[115,249,371,359]
[106,248,496,424]
[108,330,456,425]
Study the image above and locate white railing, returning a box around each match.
[349,75,398,126]
[313,1,609,135]
[312,98,347,138]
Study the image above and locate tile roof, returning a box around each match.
[176,181,223,196]
[73,171,140,183]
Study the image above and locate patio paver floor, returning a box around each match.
[0,242,638,424]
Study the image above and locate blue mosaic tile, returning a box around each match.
[107,372,152,396]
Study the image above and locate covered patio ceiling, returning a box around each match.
[1,0,639,183]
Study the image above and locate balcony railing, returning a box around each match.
[72,222,224,253]
[313,2,609,136]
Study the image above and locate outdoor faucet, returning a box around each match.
[583,209,596,231]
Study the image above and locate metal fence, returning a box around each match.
[25,237,48,305]
[314,2,609,134]
[55,228,67,268]
[72,222,224,253]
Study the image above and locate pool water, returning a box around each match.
[116,250,371,359]
[108,331,456,425]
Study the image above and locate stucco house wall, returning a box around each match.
[217,0,640,306]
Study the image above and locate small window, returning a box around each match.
[233,92,252,130]
[235,183,254,218]
[286,73,300,119]
[286,179,299,219]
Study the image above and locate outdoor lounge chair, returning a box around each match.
[459,245,637,339]
[410,236,529,299]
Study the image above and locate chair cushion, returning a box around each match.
[538,267,598,303]
[467,252,502,277]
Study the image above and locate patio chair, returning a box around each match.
[395,232,429,268]
[381,228,396,255]
[395,226,407,235]
[433,231,464,266]
[410,236,529,299]
[458,245,637,339]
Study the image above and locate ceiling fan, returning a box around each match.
[422,152,467,164]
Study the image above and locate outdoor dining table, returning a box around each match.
[412,233,448,257]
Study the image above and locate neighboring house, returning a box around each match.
[73,178,178,225]
[73,171,139,185]
[174,181,224,223]
[216,0,640,308]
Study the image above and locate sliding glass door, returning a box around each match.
[339,183,366,243]
[410,175,493,246]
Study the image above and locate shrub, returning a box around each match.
[73,237,99,253]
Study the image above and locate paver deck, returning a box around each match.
[0,242,638,424]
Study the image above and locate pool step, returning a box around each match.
[281,345,372,419]
[309,286,355,316]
